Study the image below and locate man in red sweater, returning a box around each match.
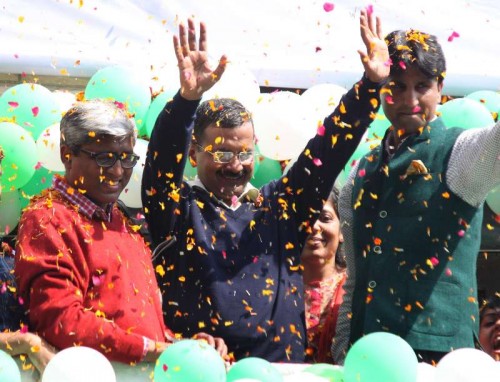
[15,100,227,364]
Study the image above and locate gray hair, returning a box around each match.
[60,100,137,151]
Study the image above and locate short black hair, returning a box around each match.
[480,294,500,323]
[193,98,253,144]
[327,186,346,270]
[386,30,446,84]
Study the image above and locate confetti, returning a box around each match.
[8,101,19,108]
[447,31,460,42]
[317,124,325,136]
[31,106,39,117]
[323,2,334,12]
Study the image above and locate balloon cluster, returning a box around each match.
[1,66,500,236]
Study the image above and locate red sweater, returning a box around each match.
[15,190,167,363]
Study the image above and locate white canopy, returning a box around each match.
[0,0,499,95]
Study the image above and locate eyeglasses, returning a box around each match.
[196,144,254,164]
[79,148,140,169]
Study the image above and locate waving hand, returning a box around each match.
[174,19,227,100]
[358,9,390,83]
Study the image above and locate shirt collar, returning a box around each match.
[187,177,260,210]
[53,175,113,221]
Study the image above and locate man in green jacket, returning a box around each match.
[333,28,500,364]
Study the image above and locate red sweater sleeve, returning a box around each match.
[15,196,164,363]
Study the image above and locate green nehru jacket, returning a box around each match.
[349,119,482,352]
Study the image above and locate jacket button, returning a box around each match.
[373,245,382,254]
[368,280,377,288]
[379,210,388,218]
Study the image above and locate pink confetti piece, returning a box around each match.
[385,95,394,104]
[8,101,19,108]
[31,106,39,117]
[315,46,322,53]
[222,250,227,260]
[92,274,104,286]
[384,58,393,67]
[323,2,334,12]
[447,31,460,42]
[21,72,26,78]
[366,4,374,15]
[312,158,322,167]
[34,162,43,170]
[358,168,366,177]
[114,101,125,110]
[457,229,465,237]
[20,324,28,333]
[1,283,6,294]
[14,54,19,59]
[231,195,238,207]
[18,296,24,306]
[445,268,452,276]
[317,124,325,136]
[162,364,168,372]
[398,61,406,70]
[412,106,421,113]
[430,257,439,266]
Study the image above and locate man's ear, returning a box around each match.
[188,143,197,167]
[60,145,72,171]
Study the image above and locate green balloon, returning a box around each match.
[486,184,500,215]
[0,83,62,139]
[0,190,22,236]
[303,363,345,381]
[145,89,178,137]
[184,158,198,180]
[226,357,283,382]
[439,98,494,130]
[85,65,152,131]
[368,111,391,139]
[0,122,38,190]
[153,339,225,382]
[342,139,381,180]
[344,332,418,382]
[0,350,21,382]
[20,167,63,208]
[465,90,500,120]
[251,155,282,188]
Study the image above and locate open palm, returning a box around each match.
[174,19,227,100]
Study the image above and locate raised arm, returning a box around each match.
[281,8,388,236]
[142,20,227,246]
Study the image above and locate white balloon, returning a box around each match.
[36,123,65,172]
[52,90,76,114]
[252,91,316,160]
[202,61,261,111]
[435,348,499,382]
[301,83,347,132]
[119,138,148,208]
[416,362,436,382]
[42,346,116,382]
